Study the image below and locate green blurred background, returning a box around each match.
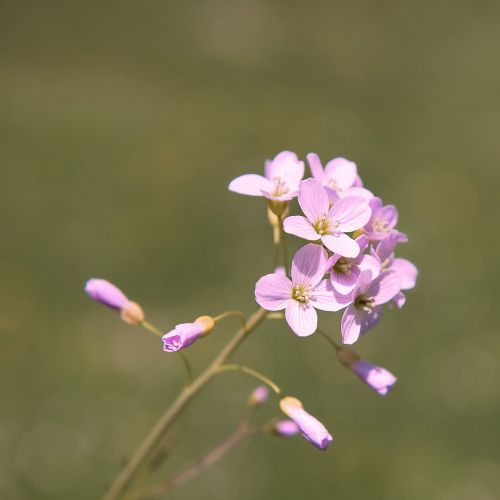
[1,1,499,499]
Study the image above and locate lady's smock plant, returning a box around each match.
[85,150,417,499]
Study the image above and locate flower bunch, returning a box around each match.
[86,150,417,500]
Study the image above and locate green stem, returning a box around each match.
[141,320,193,384]
[213,310,247,328]
[104,308,268,500]
[217,364,282,395]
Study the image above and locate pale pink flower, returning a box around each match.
[280,397,333,450]
[327,234,380,295]
[228,151,304,201]
[340,270,401,344]
[307,153,373,201]
[255,243,343,337]
[283,179,371,258]
[364,197,405,241]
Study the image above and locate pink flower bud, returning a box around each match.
[248,386,269,407]
[350,360,397,395]
[273,419,299,437]
[279,397,333,451]
[162,316,215,352]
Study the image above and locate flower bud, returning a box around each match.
[350,360,397,395]
[273,419,299,437]
[279,396,333,451]
[120,301,145,325]
[194,315,215,336]
[248,386,269,407]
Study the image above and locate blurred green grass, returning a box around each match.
[1,1,500,499]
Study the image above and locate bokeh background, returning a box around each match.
[1,1,499,499]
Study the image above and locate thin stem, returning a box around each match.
[136,420,254,499]
[266,312,284,320]
[316,328,341,351]
[217,364,282,395]
[213,310,246,328]
[104,307,268,500]
[140,320,193,384]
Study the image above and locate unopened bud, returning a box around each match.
[120,301,145,325]
[336,347,360,368]
[273,419,299,437]
[248,386,269,407]
[279,396,303,415]
[194,315,215,336]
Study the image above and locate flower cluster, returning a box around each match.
[233,151,418,343]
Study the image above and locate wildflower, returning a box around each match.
[255,243,344,336]
[279,397,333,450]
[327,234,380,295]
[307,153,373,201]
[283,178,371,258]
[85,278,144,324]
[273,419,300,437]
[373,232,418,308]
[248,386,269,407]
[340,270,401,344]
[363,197,404,241]
[336,347,397,395]
[228,151,304,202]
[162,316,215,352]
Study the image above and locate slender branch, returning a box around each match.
[104,307,268,500]
[217,364,282,395]
[213,310,247,328]
[140,320,193,383]
[137,420,254,499]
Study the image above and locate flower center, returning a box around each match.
[333,257,353,275]
[313,218,339,235]
[326,177,340,191]
[373,218,391,233]
[292,284,311,303]
[272,177,289,197]
[354,294,375,313]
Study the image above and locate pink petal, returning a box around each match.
[285,301,317,336]
[353,269,374,298]
[375,231,407,262]
[355,234,370,253]
[291,243,328,286]
[321,233,360,258]
[391,258,418,289]
[341,305,362,344]
[359,305,383,335]
[269,151,304,189]
[228,174,271,196]
[311,279,346,311]
[324,157,357,191]
[339,186,374,201]
[298,178,330,222]
[329,196,371,232]
[366,272,401,305]
[255,273,292,311]
[306,152,325,181]
[392,291,406,308]
[330,267,360,295]
[357,254,381,280]
[283,216,319,241]
[264,159,273,179]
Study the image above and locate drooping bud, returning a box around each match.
[273,419,299,437]
[248,385,269,407]
[279,397,333,451]
[350,360,397,395]
[85,278,145,325]
[162,315,215,352]
[194,315,215,336]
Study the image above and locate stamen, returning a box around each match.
[333,257,353,275]
[292,284,311,303]
[354,294,375,313]
[272,177,290,197]
[373,218,391,233]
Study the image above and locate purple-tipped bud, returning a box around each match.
[85,279,145,325]
[279,397,333,451]
[351,360,397,395]
[85,279,129,310]
[273,419,299,437]
[162,316,214,353]
[248,386,269,407]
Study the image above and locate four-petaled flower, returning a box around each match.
[228,151,304,201]
[283,178,371,258]
[255,243,343,336]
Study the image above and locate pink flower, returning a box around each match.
[307,153,373,201]
[340,270,401,344]
[363,197,404,241]
[228,151,304,201]
[280,397,333,450]
[283,179,371,258]
[255,243,343,336]
[373,232,418,308]
[85,278,144,324]
[351,360,397,395]
[162,316,215,352]
[248,386,269,407]
[327,234,380,295]
[273,419,300,437]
